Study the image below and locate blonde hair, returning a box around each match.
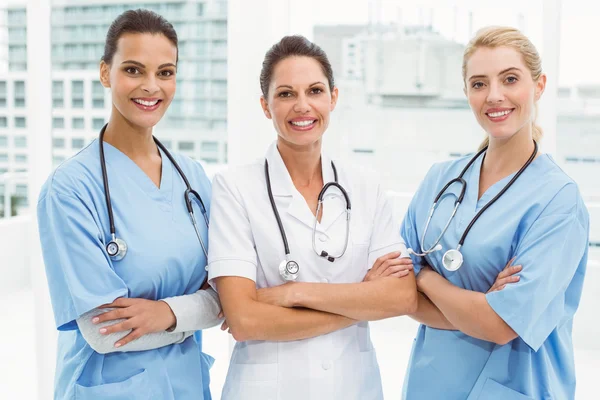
[462,26,543,151]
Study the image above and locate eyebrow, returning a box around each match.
[468,67,522,81]
[275,82,326,90]
[121,60,176,69]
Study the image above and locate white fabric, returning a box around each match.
[162,288,223,333]
[208,141,408,400]
[76,308,193,355]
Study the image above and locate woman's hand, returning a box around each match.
[487,258,522,293]
[363,251,413,282]
[256,283,297,308]
[91,298,177,348]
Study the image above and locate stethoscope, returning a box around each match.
[99,124,209,262]
[407,140,538,271]
[265,159,351,281]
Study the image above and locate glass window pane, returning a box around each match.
[72,117,85,129]
[15,154,27,163]
[71,138,85,149]
[52,117,65,129]
[178,141,195,151]
[14,136,27,148]
[0,117,7,128]
[0,136,7,147]
[53,138,65,148]
[15,117,26,128]
[92,118,105,130]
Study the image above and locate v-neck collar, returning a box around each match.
[97,139,174,205]
[265,141,350,233]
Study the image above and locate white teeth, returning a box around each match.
[133,99,159,106]
[488,110,512,118]
[291,120,315,127]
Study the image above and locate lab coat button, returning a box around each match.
[322,361,332,370]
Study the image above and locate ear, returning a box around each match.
[535,74,547,101]
[330,86,339,112]
[100,61,111,88]
[260,96,272,119]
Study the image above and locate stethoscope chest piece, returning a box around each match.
[107,237,128,261]
[442,249,463,271]
[279,259,299,282]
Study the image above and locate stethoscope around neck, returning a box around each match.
[265,159,351,281]
[98,124,209,263]
[407,140,538,271]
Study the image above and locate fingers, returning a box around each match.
[114,329,143,348]
[496,264,522,280]
[99,320,134,335]
[371,252,402,275]
[504,257,516,269]
[92,308,130,324]
[380,259,413,277]
[99,297,134,309]
[389,270,411,278]
[488,274,521,293]
[220,320,229,331]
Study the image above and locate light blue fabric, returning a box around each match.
[401,153,589,400]
[38,139,213,400]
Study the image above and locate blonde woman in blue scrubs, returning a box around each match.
[402,27,589,399]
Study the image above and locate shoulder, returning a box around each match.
[212,158,264,192]
[38,141,100,204]
[533,154,588,223]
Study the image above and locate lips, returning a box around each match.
[485,108,514,122]
[131,98,162,111]
[288,117,317,131]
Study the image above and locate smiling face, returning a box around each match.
[100,32,177,130]
[260,56,338,149]
[465,46,545,142]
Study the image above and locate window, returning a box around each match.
[53,156,66,166]
[0,136,7,147]
[0,153,8,162]
[178,141,195,151]
[14,81,25,108]
[53,138,65,149]
[92,118,105,130]
[72,80,84,108]
[14,136,27,148]
[92,81,104,108]
[15,154,28,163]
[161,140,172,149]
[201,141,219,152]
[0,117,7,128]
[0,81,6,108]
[15,184,28,196]
[71,138,85,149]
[72,117,85,130]
[15,117,26,128]
[52,117,65,129]
[52,81,64,108]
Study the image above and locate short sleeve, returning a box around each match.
[486,184,589,351]
[38,190,128,331]
[367,184,408,268]
[207,173,259,286]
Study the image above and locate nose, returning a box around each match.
[293,93,311,114]
[140,75,160,95]
[486,81,505,104]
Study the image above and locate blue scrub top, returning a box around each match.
[37,139,213,400]
[401,153,589,400]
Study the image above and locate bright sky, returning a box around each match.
[290,0,599,87]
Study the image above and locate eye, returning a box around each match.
[471,81,484,89]
[278,91,292,98]
[505,76,518,84]
[310,87,323,94]
[125,67,141,75]
[159,70,175,77]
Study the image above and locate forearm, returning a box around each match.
[228,300,356,342]
[161,288,223,333]
[409,292,456,330]
[289,276,418,321]
[77,308,192,354]
[419,273,516,344]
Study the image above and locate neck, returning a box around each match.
[483,127,537,176]
[277,138,322,187]
[102,108,158,159]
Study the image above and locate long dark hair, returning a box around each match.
[260,35,334,97]
[101,9,178,65]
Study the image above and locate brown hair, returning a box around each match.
[101,9,178,65]
[462,26,543,150]
[260,35,334,97]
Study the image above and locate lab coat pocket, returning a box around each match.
[74,368,152,400]
[222,363,278,400]
[477,378,533,400]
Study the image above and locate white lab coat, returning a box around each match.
[208,142,407,400]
